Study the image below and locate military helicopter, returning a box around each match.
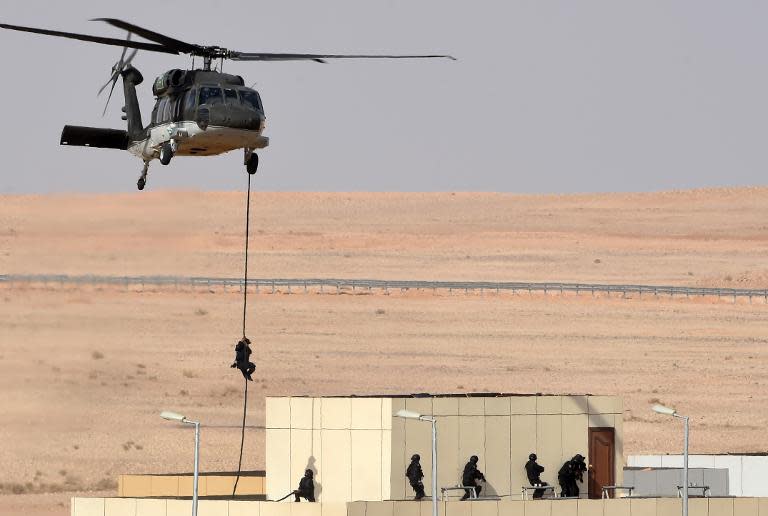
[0,19,454,190]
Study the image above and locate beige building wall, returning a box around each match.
[267,396,393,503]
[72,497,768,516]
[267,394,622,503]
[390,395,622,500]
[118,473,265,497]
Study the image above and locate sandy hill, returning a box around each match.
[2,188,768,286]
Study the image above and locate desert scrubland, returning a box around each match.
[1,188,768,515]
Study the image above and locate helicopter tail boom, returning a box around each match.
[60,126,128,150]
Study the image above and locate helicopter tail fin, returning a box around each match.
[120,66,145,140]
[60,126,128,150]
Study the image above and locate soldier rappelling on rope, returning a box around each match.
[231,336,255,381]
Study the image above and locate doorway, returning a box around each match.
[588,427,615,498]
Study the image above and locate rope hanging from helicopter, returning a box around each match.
[231,170,255,496]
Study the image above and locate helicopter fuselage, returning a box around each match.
[127,68,269,161]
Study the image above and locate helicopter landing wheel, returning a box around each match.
[246,152,259,174]
[137,161,149,191]
[159,143,174,166]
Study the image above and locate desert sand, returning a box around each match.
[1,189,768,516]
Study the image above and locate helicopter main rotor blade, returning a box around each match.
[229,52,456,63]
[0,22,178,54]
[93,18,200,55]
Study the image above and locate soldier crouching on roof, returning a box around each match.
[294,470,315,502]
[525,453,548,499]
[231,336,255,381]
[460,455,485,500]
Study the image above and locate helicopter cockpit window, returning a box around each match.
[162,97,174,122]
[184,89,197,112]
[224,89,238,103]
[199,86,223,105]
[239,90,262,111]
[154,98,168,124]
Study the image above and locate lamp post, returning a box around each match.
[396,409,438,516]
[161,411,200,516]
[651,404,689,516]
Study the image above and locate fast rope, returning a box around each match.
[232,171,253,496]
[275,491,297,502]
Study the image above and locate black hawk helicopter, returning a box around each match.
[0,19,454,190]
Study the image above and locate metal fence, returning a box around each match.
[1,274,766,301]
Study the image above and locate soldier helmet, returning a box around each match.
[411,454,420,461]
[470,455,479,463]
[305,469,313,478]
[529,453,537,461]
[573,454,584,462]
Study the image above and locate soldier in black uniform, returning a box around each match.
[525,453,548,499]
[558,454,587,497]
[294,469,315,502]
[406,454,426,500]
[558,459,574,497]
[569,454,587,497]
[460,455,486,500]
[231,337,255,381]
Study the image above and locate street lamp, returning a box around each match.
[396,409,438,516]
[161,411,200,516]
[651,404,689,516]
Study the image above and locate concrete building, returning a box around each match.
[265,394,624,502]
[70,496,768,516]
[622,467,729,497]
[69,393,768,516]
[628,455,768,497]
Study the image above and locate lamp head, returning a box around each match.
[160,410,187,422]
[651,404,676,416]
[395,409,422,420]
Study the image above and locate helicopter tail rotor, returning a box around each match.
[98,33,138,116]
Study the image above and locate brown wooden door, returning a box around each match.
[588,427,615,499]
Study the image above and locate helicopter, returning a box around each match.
[0,18,454,190]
